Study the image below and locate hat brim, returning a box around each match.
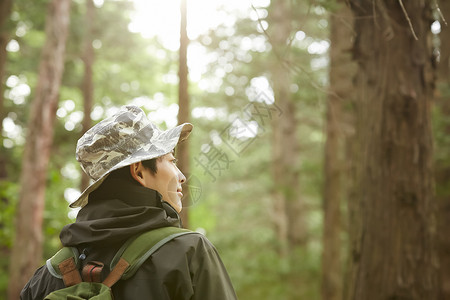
[69,122,193,208]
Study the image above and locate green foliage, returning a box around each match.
[0,181,19,248]
[42,167,74,259]
[0,181,18,299]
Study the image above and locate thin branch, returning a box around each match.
[250,2,291,69]
[249,0,349,103]
[435,1,448,26]
[283,59,344,103]
[398,0,418,40]
[250,3,274,46]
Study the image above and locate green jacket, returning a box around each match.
[20,178,237,300]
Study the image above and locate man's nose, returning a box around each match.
[179,171,186,183]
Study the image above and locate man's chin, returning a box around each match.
[166,195,182,213]
[174,199,182,213]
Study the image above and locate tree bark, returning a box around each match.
[178,0,190,228]
[346,1,438,299]
[269,0,306,256]
[80,0,95,192]
[321,1,355,300]
[7,1,71,299]
[435,0,450,297]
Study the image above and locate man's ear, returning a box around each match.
[130,162,145,186]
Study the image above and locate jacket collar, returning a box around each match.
[59,178,181,247]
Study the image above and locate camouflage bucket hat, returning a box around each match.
[70,105,193,208]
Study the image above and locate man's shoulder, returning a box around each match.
[20,264,65,300]
[147,229,219,262]
[167,230,215,251]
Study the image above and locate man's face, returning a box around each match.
[139,152,186,212]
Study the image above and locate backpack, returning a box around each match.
[44,226,195,299]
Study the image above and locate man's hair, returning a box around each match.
[108,157,160,184]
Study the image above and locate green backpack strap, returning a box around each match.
[46,227,197,288]
[102,227,196,287]
[46,247,82,286]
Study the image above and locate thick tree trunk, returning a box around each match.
[269,0,306,255]
[80,0,95,192]
[178,0,190,228]
[436,1,450,297]
[346,1,438,299]
[7,1,71,299]
[321,1,355,300]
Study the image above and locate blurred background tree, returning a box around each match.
[321,1,354,300]
[7,0,70,298]
[0,0,447,299]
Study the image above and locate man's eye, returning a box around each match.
[172,158,178,165]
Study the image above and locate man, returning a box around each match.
[21,105,237,299]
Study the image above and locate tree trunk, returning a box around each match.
[321,1,355,300]
[435,0,450,297]
[178,0,190,228]
[80,0,95,192]
[269,0,306,255]
[346,1,438,299]
[7,1,71,299]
